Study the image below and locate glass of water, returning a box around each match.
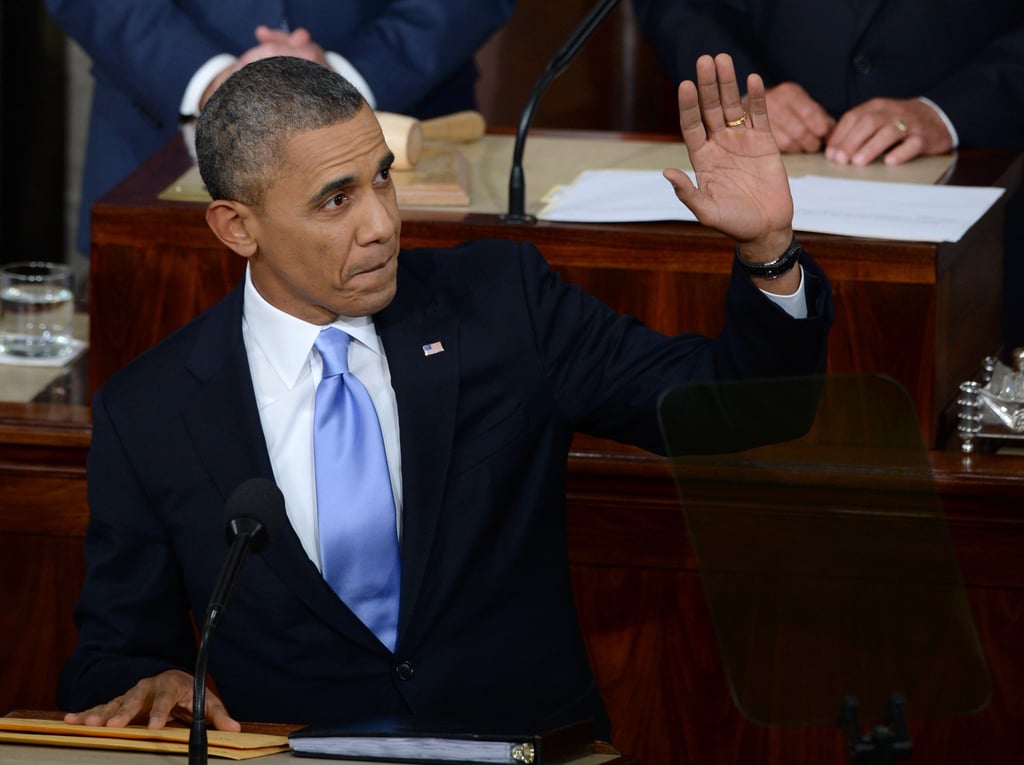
[0,261,75,358]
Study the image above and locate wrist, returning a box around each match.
[735,235,801,281]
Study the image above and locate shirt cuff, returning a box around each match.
[180,53,238,117]
[325,51,377,110]
[918,96,959,150]
[759,265,807,319]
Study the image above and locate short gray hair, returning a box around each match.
[196,56,365,206]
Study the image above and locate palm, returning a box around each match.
[665,55,794,251]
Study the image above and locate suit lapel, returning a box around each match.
[375,264,459,645]
[181,286,390,655]
[851,0,886,44]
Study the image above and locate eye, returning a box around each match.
[323,191,348,210]
[376,166,391,184]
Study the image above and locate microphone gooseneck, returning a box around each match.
[188,478,282,765]
[502,0,622,224]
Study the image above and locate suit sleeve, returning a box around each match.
[57,389,197,711]
[46,0,226,131]
[338,0,516,113]
[516,241,832,453]
[922,23,1024,150]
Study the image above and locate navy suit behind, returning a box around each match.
[45,0,515,254]
[633,0,1024,152]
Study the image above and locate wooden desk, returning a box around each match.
[88,131,1022,447]
[4,395,1024,763]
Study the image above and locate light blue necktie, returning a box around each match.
[313,327,400,651]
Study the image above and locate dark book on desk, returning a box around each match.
[288,716,594,764]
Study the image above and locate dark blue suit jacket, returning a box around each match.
[46,0,515,254]
[59,240,832,734]
[634,0,1024,151]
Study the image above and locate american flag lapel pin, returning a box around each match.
[422,340,445,357]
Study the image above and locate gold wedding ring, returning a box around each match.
[725,113,747,127]
[893,118,908,135]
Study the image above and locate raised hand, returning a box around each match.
[664,53,794,264]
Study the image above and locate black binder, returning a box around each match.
[288,716,595,764]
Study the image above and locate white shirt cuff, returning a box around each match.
[325,51,377,109]
[918,96,959,150]
[760,265,807,319]
[180,53,238,117]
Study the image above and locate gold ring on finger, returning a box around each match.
[725,113,747,128]
[893,118,908,135]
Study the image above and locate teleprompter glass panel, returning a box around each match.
[657,374,989,727]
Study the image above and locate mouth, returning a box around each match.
[348,249,399,283]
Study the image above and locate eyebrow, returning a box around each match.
[310,151,396,206]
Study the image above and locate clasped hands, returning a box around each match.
[756,81,953,165]
[201,25,328,109]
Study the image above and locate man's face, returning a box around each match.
[240,105,402,323]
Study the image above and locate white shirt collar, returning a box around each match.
[242,266,383,388]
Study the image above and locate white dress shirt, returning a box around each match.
[180,51,376,118]
[241,268,402,570]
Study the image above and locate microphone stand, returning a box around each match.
[501,0,622,224]
[189,517,265,765]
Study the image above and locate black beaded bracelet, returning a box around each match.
[735,236,801,280]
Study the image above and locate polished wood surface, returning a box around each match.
[87,133,1022,447]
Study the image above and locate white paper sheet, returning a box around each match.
[537,169,1005,243]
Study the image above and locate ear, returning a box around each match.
[206,200,258,258]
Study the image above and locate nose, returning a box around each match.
[355,188,397,246]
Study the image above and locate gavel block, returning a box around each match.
[375,110,486,170]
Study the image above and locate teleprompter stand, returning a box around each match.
[839,694,912,764]
[657,374,990,762]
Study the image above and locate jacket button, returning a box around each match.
[852,54,872,75]
[395,661,415,681]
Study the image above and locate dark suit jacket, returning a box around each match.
[59,239,832,734]
[45,0,515,254]
[634,0,1024,151]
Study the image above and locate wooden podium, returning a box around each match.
[3,130,1023,764]
[89,131,1021,448]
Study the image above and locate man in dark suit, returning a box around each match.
[634,0,1024,362]
[57,55,832,737]
[633,0,1024,161]
[46,0,515,256]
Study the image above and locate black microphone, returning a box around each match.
[189,478,283,765]
[501,0,622,224]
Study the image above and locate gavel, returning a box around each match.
[375,110,486,170]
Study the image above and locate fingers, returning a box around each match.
[206,690,242,733]
[676,79,706,153]
[827,110,906,165]
[712,54,745,130]
[64,695,139,728]
[826,98,952,165]
[744,73,768,132]
[677,53,756,148]
[763,82,835,153]
[63,670,197,730]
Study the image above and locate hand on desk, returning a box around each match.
[664,53,797,290]
[826,96,954,166]
[63,669,240,732]
[751,81,836,154]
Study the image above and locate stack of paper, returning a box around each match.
[538,169,1005,243]
[0,717,288,760]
